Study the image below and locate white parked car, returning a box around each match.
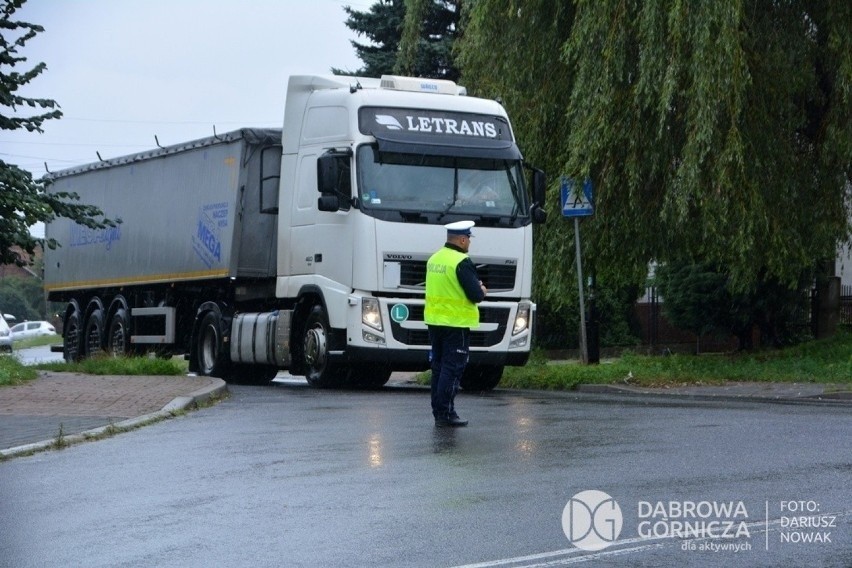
[10,320,57,340]
[0,316,12,353]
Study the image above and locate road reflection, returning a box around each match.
[368,433,383,468]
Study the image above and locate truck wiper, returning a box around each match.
[437,200,457,221]
[398,209,428,222]
[504,162,522,223]
[437,171,460,221]
[471,213,518,227]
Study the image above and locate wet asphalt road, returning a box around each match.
[1,383,850,567]
[13,344,63,365]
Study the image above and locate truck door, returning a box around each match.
[290,152,319,276]
[313,150,354,290]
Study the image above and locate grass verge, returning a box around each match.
[34,355,186,376]
[0,354,186,387]
[500,330,852,390]
[0,355,38,386]
[5,331,850,390]
[12,335,63,349]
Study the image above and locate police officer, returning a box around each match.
[425,220,487,427]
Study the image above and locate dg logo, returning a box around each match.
[562,490,623,551]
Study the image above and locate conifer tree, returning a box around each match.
[336,0,461,80]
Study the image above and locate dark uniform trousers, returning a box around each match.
[428,325,469,420]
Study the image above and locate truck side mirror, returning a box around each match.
[317,154,340,195]
[317,150,353,211]
[318,195,341,212]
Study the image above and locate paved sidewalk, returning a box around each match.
[0,372,226,458]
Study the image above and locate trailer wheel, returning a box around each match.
[196,311,231,378]
[64,309,83,363]
[84,308,105,357]
[107,308,130,357]
[302,305,345,388]
[460,365,504,392]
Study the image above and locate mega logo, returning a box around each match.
[69,224,122,251]
[196,219,221,262]
[192,202,228,268]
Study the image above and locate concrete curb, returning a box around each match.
[0,379,228,460]
[575,383,852,406]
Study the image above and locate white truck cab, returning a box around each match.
[275,75,546,389]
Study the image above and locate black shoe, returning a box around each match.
[435,416,468,427]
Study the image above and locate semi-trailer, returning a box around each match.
[44,74,546,389]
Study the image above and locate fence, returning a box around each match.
[639,283,851,353]
[842,285,852,325]
[637,288,740,353]
[638,285,827,352]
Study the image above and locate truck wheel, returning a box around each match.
[302,305,345,388]
[353,365,392,389]
[460,365,504,392]
[64,309,83,363]
[107,308,129,357]
[196,311,231,378]
[84,308,105,357]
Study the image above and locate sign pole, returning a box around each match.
[574,217,588,363]
[561,176,594,364]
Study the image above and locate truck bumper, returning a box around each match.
[337,346,530,372]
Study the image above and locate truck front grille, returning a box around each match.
[389,305,510,348]
[398,260,516,291]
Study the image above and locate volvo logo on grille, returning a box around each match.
[384,254,413,260]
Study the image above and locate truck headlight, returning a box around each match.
[513,302,530,335]
[362,297,383,331]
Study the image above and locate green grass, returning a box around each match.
[500,330,852,390]
[12,335,63,349]
[34,355,186,376]
[1,353,186,387]
[4,330,851,390]
[0,355,38,386]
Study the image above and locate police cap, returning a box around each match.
[445,220,475,237]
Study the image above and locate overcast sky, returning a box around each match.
[4,0,368,180]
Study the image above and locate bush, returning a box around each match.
[0,276,46,321]
[654,261,813,350]
[535,284,641,350]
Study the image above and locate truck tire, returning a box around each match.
[84,307,105,357]
[196,311,231,378]
[107,308,130,357]
[64,309,83,363]
[302,305,346,388]
[460,365,504,392]
[353,365,392,389]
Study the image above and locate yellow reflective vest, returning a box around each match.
[424,246,480,328]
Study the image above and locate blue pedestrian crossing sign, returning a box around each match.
[560,176,594,217]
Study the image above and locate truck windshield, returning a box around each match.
[356,145,529,227]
